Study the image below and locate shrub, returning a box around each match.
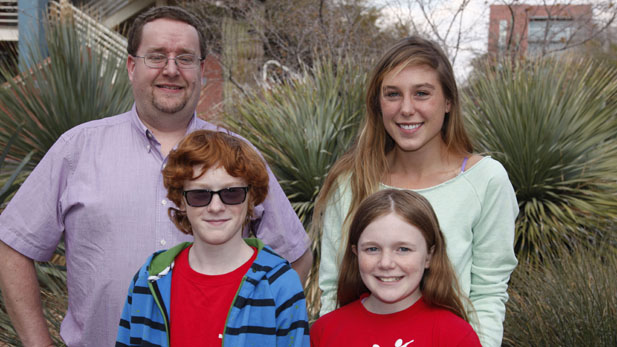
[503,244,617,346]
[463,57,617,261]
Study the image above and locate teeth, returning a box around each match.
[378,277,401,282]
[160,86,181,90]
[400,123,420,130]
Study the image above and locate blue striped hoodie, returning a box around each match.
[116,238,309,346]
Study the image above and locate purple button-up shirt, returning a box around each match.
[0,106,309,346]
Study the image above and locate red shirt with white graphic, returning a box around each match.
[310,296,481,347]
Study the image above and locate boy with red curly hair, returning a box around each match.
[116,130,309,346]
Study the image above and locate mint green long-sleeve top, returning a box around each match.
[318,157,518,347]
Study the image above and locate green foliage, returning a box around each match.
[503,244,617,346]
[0,18,133,167]
[0,130,66,345]
[0,125,34,206]
[463,57,617,261]
[224,61,366,228]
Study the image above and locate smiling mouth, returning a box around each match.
[156,84,184,91]
[377,276,403,282]
[398,123,421,130]
[205,219,229,225]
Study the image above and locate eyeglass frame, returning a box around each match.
[182,187,250,207]
[131,52,205,69]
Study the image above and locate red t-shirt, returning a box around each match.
[170,246,257,346]
[310,296,481,347]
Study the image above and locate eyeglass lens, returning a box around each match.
[141,53,201,69]
[184,187,248,207]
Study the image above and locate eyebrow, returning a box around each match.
[382,83,436,91]
[144,48,198,55]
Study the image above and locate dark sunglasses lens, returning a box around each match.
[219,187,247,205]
[185,190,212,207]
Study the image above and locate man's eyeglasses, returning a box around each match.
[132,53,204,69]
[183,187,249,207]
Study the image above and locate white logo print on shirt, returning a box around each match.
[372,338,414,347]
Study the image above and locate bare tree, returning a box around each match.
[181,0,403,88]
[490,0,617,59]
[381,0,617,77]
[379,0,486,66]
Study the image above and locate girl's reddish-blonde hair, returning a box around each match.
[336,189,472,322]
[162,130,269,235]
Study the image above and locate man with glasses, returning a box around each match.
[0,6,311,347]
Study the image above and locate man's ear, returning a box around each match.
[199,55,206,79]
[127,56,136,83]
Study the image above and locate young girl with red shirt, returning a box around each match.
[310,189,481,347]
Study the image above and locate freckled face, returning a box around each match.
[127,18,205,119]
[354,212,433,314]
[380,64,450,155]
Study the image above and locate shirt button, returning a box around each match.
[161,200,167,205]
[160,239,167,246]
[147,132,153,138]
[146,145,151,151]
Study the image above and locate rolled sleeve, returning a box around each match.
[252,165,310,263]
[0,136,72,261]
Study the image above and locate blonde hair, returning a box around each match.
[312,36,472,248]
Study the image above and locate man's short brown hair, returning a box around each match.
[127,6,207,58]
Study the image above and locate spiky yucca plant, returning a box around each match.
[463,58,617,261]
[0,18,133,167]
[224,61,366,228]
[503,243,617,346]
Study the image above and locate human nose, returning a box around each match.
[162,57,179,75]
[400,94,415,116]
[378,251,396,269]
[207,193,225,212]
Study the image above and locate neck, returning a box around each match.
[363,292,422,315]
[386,141,462,189]
[188,237,254,275]
[137,110,193,157]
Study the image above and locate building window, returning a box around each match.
[498,20,508,53]
[527,18,574,56]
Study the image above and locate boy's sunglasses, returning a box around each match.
[183,187,249,207]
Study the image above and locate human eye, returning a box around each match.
[398,246,412,252]
[176,54,196,66]
[415,90,430,98]
[364,246,379,253]
[146,53,166,63]
[383,89,401,98]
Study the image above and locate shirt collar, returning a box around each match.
[129,103,199,141]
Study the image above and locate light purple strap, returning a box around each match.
[460,157,469,173]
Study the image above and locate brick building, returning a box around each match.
[488,4,592,58]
